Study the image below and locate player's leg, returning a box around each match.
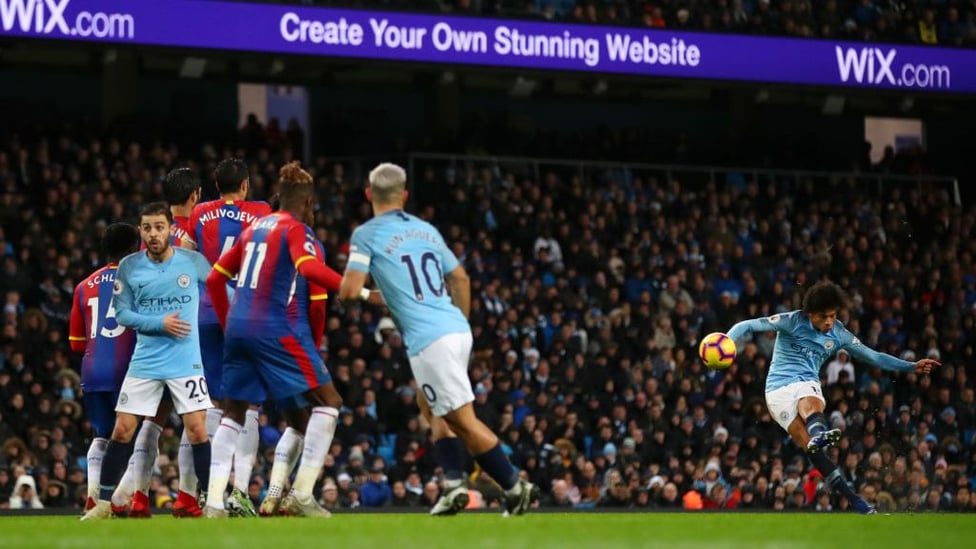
[771,387,875,515]
[797,390,841,453]
[281,384,339,517]
[418,392,469,516]
[416,333,538,516]
[260,404,307,516]
[199,323,227,493]
[267,334,340,518]
[82,378,163,520]
[228,404,261,517]
[83,391,116,511]
[162,374,214,516]
[205,336,262,517]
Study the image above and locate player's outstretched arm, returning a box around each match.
[444,264,471,319]
[727,316,783,344]
[334,236,380,305]
[839,326,940,374]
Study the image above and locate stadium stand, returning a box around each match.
[0,118,972,513]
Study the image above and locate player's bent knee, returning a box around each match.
[183,411,211,443]
[111,414,139,443]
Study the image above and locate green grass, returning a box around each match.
[1,513,974,549]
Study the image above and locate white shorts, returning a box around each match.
[765,380,825,431]
[116,375,213,417]
[409,332,475,417]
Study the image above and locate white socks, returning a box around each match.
[291,407,338,500]
[267,427,305,499]
[179,408,223,495]
[86,438,108,501]
[206,408,223,438]
[132,420,162,494]
[206,418,242,510]
[178,429,197,495]
[233,409,260,494]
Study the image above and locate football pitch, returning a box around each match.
[1,513,974,549]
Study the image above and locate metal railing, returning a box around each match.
[327,153,962,206]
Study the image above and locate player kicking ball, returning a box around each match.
[340,163,539,517]
[726,280,939,515]
[82,203,215,520]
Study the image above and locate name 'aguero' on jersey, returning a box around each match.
[111,248,212,379]
[727,309,914,393]
[346,210,470,356]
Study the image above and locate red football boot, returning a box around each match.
[128,491,153,518]
[172,490,203,518]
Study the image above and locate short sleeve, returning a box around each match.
[192,251,212,281]
[346,227,372,273]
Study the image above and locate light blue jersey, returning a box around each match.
[112,248,212,379]
[346,209,470,356]
[727,310,914,393]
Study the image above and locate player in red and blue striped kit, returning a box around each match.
[187,158,271,516]
[203,162,378,517]
[190,159,270,402]
[69,223,141,511]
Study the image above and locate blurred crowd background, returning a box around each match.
[0,116,972,513]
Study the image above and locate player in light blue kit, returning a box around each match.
[83,202,214,520]
[726,280,939,515]
[340,163,539,517]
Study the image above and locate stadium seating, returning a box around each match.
[0,121,973,513]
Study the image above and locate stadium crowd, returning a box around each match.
[259,0,976,47]
[0,120,974,514]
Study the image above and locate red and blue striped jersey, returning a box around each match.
[215,212,328,338]
[68,265,135,392]
[190,199,271,324]
[288,240,328,338]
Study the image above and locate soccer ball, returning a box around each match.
[698,332,736,370]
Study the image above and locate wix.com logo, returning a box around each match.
[835,45,951,89]
[0,0,71,33]
[1,0,134,40]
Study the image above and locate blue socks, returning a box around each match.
[435,438,467,484]
[474,443,519,491]
[805,412,828,437]
[98,440,135,501]
[192,441,212,492]
[808,451,858,503]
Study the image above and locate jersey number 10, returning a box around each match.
[400,252,444,301]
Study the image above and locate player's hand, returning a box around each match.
[162,312,192,339]
[913,358,940,375]
[366,289,385,306]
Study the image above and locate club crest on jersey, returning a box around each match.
[824,340,835,350]
[177,274,191,288]
[113,280,123,295]
[769,314,782,323]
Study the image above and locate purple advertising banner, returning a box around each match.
[2,0,976,92]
